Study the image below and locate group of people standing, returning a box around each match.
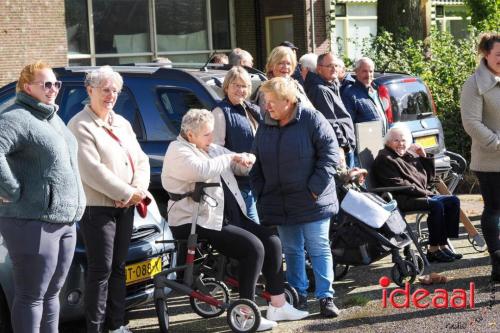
[0,32,498,333]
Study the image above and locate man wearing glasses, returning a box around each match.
[304,52,356,168]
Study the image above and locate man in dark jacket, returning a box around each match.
[305,52,356,167]
[341,57,387,132]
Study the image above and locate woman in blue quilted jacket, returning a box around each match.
[250,77,341,318]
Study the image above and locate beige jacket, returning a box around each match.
[161,136,250,231]
[68,105,150,206]
[461,59,500,172]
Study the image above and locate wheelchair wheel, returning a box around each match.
[190,278,230,318]
[227,299,261,333]
[391,260,417,287]
[284,282,299,307]
[155,298,169,333]
[334,263,350,281]
[405,249,425,276]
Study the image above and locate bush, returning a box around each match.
[361,30,478,174]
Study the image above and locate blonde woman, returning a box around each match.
[254,46,314,114]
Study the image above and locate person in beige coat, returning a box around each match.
[161,109,308,331]
[461,32,500,282]
[68,66,150,333]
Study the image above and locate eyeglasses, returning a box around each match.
[277,62,292,68]
[30,81,62,90]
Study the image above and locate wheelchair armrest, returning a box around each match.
[368,185,416,193]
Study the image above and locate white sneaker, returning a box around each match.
[267,302,309,322]
[257,317,278,331]
[109,326,132,333]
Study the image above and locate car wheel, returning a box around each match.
[0,288,12,333]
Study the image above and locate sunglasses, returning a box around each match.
[31,81,62,90]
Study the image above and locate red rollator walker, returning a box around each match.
[153,182,262,333]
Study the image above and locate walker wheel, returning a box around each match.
[391,260,417,287]
[190,278,230,318]
[227,299,261,333]
[155,297,169,333]
[284,282,299,307]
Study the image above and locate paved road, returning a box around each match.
[62,195,500,332]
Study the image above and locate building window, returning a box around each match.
[434,5,470,39]
[65,0,90,55]
[334,3,377,60]
[335,4,346,17]
[65,0,233,66]
[265,15,294,55]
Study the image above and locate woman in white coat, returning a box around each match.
[161,109,307,331]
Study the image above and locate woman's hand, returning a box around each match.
[233,153,256,167]
[115,189,146,208]
[408,143,427,157]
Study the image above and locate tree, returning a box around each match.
[377,0,431,41]
[464,0,500,32]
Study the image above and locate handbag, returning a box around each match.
[103,127,151,217]
[340,189,392,229]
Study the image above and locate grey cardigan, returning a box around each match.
[0,92,86,223]
[461,59,500,172]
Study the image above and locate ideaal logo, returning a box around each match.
[379,276,475,309]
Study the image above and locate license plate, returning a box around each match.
[125,257,162,285]
[415,135,438,148]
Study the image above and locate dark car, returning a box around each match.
[373,72,453,174]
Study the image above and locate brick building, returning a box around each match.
[0,0,468,86]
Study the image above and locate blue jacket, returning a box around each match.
[341,80,385,124]
[250,103,340,226]
[304,72,356,151]
[0,92,86,224]
[213,98,261,188]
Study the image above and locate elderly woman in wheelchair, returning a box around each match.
[161,108,308,331]
[372,126,461,263]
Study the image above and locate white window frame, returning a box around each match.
[265,14,294,55]
[68,0,235,65]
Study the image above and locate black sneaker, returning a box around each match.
[297,294,308,311]
[441,248,463,260]
[426,249,454,263]
[319,297,339,318]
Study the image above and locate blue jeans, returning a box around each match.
[240,186,260,224]
[277,218,334,299]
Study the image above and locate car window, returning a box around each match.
[386,81,432,121]
[157,88,206,140]
[59,86,145,140]
[0,94,15,113]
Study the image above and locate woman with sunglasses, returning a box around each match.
[0,61,86,333]
[68,66,150,333]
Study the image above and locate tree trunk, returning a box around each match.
[377,0,431,40]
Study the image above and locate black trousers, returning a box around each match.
[476,172,500,254]
[171,221,284,299]
[80,206,134,333]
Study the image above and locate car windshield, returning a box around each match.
[386,80,433,121]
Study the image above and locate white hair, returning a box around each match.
[384,123,413,147]
[180,109,214,137]
[299,53,318,73]
[84,65,123,90]
[354,57,375,71]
